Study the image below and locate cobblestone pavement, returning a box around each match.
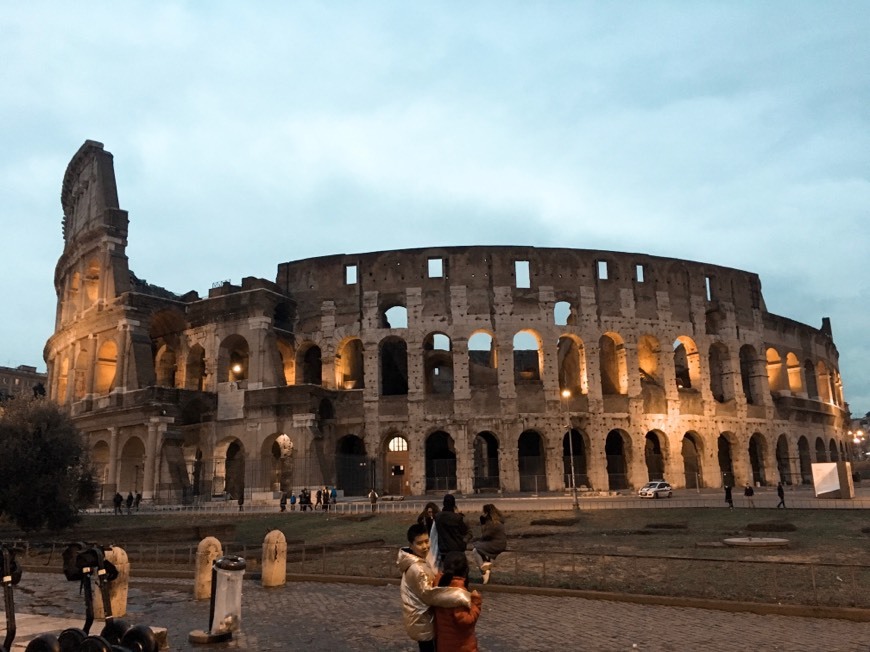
[7,574,870,651]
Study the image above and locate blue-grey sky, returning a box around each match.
[2,3,869,413]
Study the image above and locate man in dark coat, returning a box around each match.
[434,494,470,568]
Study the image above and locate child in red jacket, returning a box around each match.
[433,551,482,652]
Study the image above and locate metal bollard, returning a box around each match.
[188,555,246,645]
[261,531,287,588]
[194,537,223,600]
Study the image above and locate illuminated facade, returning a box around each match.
[45,141,852,503]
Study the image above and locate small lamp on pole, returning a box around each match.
[561,389,580,510]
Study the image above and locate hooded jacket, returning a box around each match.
[397,547,471,641]
[433,575,482,652]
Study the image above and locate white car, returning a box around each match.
[638,481,672,499]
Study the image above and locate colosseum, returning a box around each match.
[44,141,853,504]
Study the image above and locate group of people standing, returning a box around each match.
[398,494,507,651]
[279,486,337,512]
[112,491,141,514]
[723,481,787,509]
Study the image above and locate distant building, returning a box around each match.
[44,141,853,504]
[0,364,46,402]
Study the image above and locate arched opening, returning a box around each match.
[336,435,368,496]
[828,439,839,462]
[468,331,498,387]
[717,434,735,487]
[814,437,827,462]
[92,441,110,499]
[155,344,177,388]
[682,432,702,488]
[264,433,293,492]
[554,300,573,326]
[786,352,803,394]
[380,336,408,395]
[557,335,586,395]
[673,337,700,390]
[225,440,246,500]
[66,271,81,320]
[816,361,832,403]
[94,340,117,394]
[562,429,588,488]
[336,338,364,389]
[638,335,662,386]
[84,258,100,306]
[185,345,206,391]
[749,433,767,485]
[518,430,546,492]
[56,356,70,403]
[386,435,410,496]
[709,343,732,403]
[599,333,627,395]
[644,431,666,481]
[425,431,457,491]
[423,332,454,395]
[513,331,542,383]
[472,431,500,491]
[218,335,250,383]
[298,344,322,385]
[382,305,408,329]
[605,430,629,490]
[797,436,812,484]
[73,349,88,400]
[118,437,146,495]
[766,348,786,393]
[775,435,791,484]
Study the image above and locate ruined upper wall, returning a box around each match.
[276,245,763,322]
[61,140,127,243]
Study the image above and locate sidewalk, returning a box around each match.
[6,573,870,651]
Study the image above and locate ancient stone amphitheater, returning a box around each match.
[44,141,851,503]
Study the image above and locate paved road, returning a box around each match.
[8,574,870,651]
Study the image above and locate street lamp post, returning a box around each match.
[562,389,579,510]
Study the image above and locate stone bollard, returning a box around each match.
[93,546,129,618]
[195,536,223,600]
[261,530,287,587]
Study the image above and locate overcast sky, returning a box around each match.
[2,2,869,413]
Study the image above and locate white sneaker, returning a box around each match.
[482,569,491,584]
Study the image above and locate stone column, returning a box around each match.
[107,426,119,493]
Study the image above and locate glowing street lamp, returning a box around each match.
[561,389,579,510]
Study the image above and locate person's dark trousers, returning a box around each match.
[418,640,435,652]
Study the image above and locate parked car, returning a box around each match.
[638,481,672,499]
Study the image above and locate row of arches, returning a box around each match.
[92,426,849,503]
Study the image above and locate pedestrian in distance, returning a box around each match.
[776,481,786,508]
[322,486,330,512]
[113,492,123,515]
[315,488,323,510]
[289,492,297,511]
[744,483,755,508]
[433,551,482,652]
[724,485,733,510]
[397,523,471,652]
[330,486,337,507]
[368,488,379,513]
[125,492,134,514]
[279,492,287,512]
[134,492,142,511]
